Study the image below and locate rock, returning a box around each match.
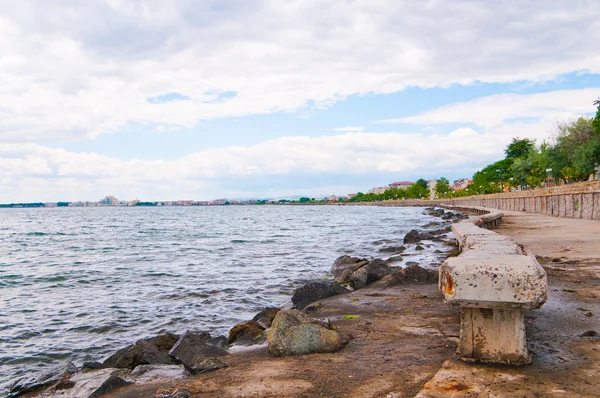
[9,361,78,396]
[252,307,281,328]
[387,255,403,263]
[371,239,394,245]
[415,245,425,251]
[383,264,438,287]
[169,331,228,374]
[405,261,419,266]
[228,320,266,345]
[40,368,130,398]
[403,230,422,244]
[581,330,597,337]
[348,267,368,290]
[103,333,179,369]
[422,222,439,228]
[419,232,434,240]
[330,255,368,283]
[267,309,351,356]
[82,362,105,371]
[430,228,448,236]
[291,281,350,310]
[349,259,393,289]
[130,364,187,384]
[379,246,406,253]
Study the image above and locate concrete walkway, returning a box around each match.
[418,210,600,397]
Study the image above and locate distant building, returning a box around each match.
[99,195,119,206]
[348,193,357,198]
[389,181,413,190]
[327,195,338,202]
[368,186,388,195]
[453,178,473,191]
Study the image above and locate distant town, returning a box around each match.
[0,178,474,208]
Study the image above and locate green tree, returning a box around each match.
[472,158,513,193]
[415,178,428,189]
[505,138,535,159]
[406,183,429,199]
[593,99,600,136]
[434,177,451,198]
[299,197,310,203]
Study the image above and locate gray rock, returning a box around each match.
[349,259,393,289]
[252,307,281,328]
[387,255,403,263]
[291,281,350,310]
[403,230,422,244]
[415,245,425,251]
[38,368,130,398]
[169,331,229,374]
[330,255,368,283]
[349,267,368,290]
[378,246,406,253]
[9,361,78,397]
[228,320,266,345]
[82,362,105,371]
[383,264,438,287]
[103,333,179,369]
[267,309,350,356]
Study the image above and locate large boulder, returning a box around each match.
[403,230,422,244]
[9,361,78,397]
[35,368,130,398]
[291,281,350,310]
[103,333,179,369]
[383,264,438,287]
[252,307,281,328]
[169,331,228,374]
[267,310,351,356]
[330,255,368,283]
[349,259,393,290]
[228,320,266,345]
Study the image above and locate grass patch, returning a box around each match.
[343,315,360,319]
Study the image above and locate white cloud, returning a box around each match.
[333,126,364,132]
[377,88,600,128]
[0,126,540,202]
[1,1,600,141]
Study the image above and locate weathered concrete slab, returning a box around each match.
[440,254,547,310]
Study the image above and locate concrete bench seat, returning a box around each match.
[439,215,548,365]
[461,235,523,256]
[440,253,547,310]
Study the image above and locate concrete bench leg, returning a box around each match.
[458,308,530,365]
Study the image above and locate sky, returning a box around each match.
[1,0,600,202]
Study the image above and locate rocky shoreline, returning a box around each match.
[9,207,468,398]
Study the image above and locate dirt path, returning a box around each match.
[418,210,600,397]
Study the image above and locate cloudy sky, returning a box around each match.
[1,0,600,202]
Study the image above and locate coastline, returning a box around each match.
[15,207,599,397]
[9,206,462,398]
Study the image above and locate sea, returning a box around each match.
[0,205,451,394]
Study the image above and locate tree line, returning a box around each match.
[468,99,600,194]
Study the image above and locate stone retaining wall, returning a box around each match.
[354,180,600,221]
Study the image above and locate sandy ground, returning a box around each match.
[102,210,600,398]
[418,210,600,397]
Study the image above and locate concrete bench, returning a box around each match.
[439,210,548,365]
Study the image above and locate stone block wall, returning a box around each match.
[362,180,600,220]
[437,180,600,220]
